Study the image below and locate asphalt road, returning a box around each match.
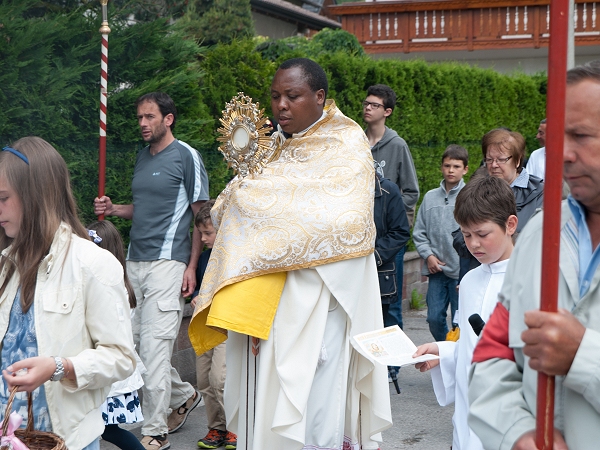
[102,307,454,450]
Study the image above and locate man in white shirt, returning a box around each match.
[526,118,546,179]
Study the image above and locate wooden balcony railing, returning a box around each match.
[326,0,600,53]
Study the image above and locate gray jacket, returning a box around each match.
[412,179,465,279]
[371,127,420,214]
[469,201,600,450]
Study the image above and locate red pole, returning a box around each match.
[98,0,110,221]
[536,0,569,446]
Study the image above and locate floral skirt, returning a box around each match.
[101,390,144,425]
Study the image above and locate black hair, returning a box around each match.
[277,58,328,98]
[442,144,469,167]
[135,92,177,131]
[366,84,397,111]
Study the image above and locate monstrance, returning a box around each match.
[216,93,275,178]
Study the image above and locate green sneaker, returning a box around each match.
[224,431,237,449]
[197,429,227,449]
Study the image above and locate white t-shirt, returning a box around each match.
[526,147,545,180]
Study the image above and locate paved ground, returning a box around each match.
[101,308,454,449]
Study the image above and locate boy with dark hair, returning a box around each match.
[413,145,469,341]
[364,84,419,223]
[366,84,397,110]
[363,83,419,362]
[190,200,237,450]
[413,175,518,450]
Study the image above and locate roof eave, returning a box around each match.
[251,0,341,30]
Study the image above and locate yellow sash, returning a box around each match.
[189,272,286,355]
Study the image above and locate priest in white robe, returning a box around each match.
[189,58,392,450]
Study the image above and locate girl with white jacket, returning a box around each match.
[0,137,136,450]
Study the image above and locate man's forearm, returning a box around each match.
[188,225,202,270]
[110,204,134,220]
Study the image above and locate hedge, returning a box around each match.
[205,38,546,208]
[0,4,547,243]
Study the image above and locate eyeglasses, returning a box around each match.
[362,101,385,110]
[484,155,513,165]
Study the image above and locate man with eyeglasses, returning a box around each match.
[363,84,419,382]
[363,85,419,226]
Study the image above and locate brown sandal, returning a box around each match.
[141,435,171,450]
[167,390,202,433]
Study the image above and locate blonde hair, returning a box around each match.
[0,137,87,312]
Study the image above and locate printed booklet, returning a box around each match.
[351,325,440,367]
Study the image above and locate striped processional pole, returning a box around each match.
[98,0,110,220]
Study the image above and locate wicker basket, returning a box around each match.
[1,386,67,450]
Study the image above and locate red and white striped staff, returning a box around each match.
[98,0,110,220]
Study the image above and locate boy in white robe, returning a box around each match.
[412,175,518,450]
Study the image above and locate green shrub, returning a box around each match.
[256,28,364,63]
[0,4,547,246]
[410,289,426,310]
[0,2,211,240]
[175,0,254,46]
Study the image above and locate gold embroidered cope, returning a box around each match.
[189,100,376,353]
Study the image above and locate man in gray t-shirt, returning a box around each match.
[94,92,208,450]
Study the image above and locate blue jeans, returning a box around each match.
[425,272,459,341]
[384,246,406,330]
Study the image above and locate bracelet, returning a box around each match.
[49,356,64,382]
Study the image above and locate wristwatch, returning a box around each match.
[49,356,65,382]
